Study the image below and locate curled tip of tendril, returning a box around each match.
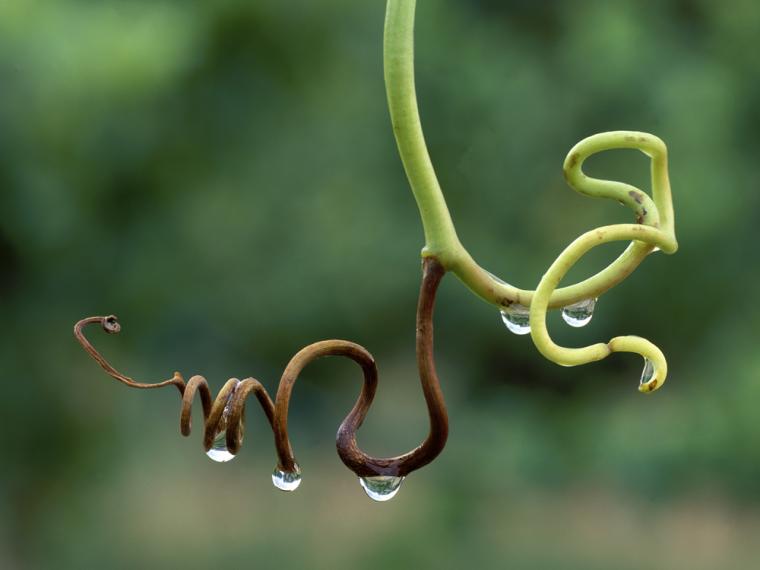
[102,315,121,334]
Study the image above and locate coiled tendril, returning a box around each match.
[526,132,678,392]
[74,258,448,499]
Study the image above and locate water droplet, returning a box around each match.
[561,298,597,328]
[272,464,302,492]
[640,358,655,387]
[205,380,239,463]
[206,430,235,463]
[650,246,661,254]
[359,475,404,502]
[500,304,530,335]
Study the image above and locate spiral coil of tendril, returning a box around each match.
[525,131,678,393]
[74,258,448,501]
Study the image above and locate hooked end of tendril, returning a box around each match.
[637,355,665,394]
[102,315,121,334]
[638,378,660,394]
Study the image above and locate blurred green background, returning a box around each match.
[2,0,760,568]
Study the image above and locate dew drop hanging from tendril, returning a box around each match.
[206,380,240,463]
[206,431,236,463]
[561,298,596,328]
[640,358,655,388]
[272,464,302,492]
[500,304,531,335]
[359,475,404,502]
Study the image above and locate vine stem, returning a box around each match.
[384,0,462,264]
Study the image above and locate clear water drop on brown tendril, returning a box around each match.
[272,464,302,492]
[360,475,404,502]
[205,380,240,463]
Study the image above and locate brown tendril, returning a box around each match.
[73,257,449,480]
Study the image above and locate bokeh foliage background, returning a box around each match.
[2,0,759,568]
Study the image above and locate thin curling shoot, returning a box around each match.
[527,132,678,393]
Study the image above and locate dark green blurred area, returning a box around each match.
[2,0,760,568]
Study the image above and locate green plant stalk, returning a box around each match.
[384,0,678,390]
[384,0,462,264]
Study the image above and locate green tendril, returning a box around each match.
[384,0,678,392]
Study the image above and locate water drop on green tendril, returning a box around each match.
[561,298,596,328]
[500,305,531,335]
[640,358,655,388]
